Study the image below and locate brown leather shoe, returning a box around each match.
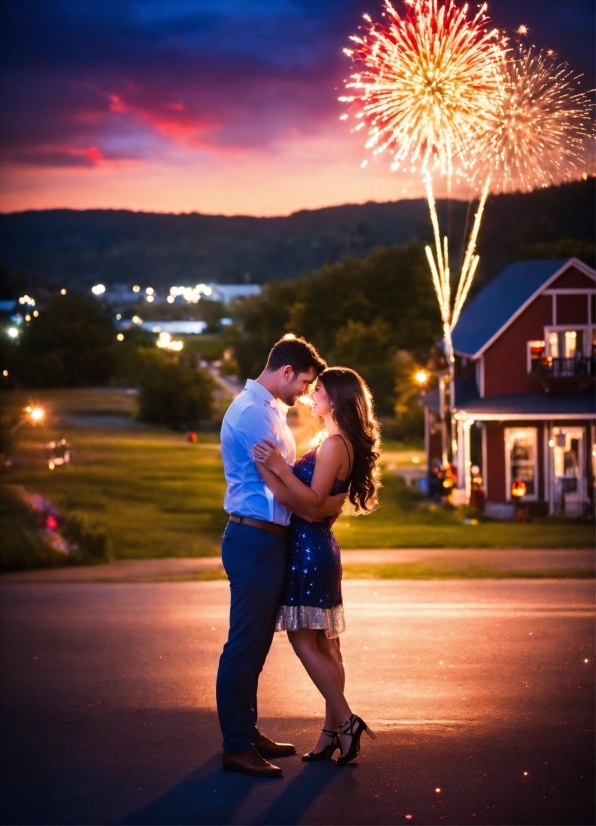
[222,746,282,777]
[252,734,296,758]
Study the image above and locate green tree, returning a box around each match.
[333,319,397,415]
[392,351,427,440]
[235,243,440,413]
[136,348,215,428]
[10,293,117,387]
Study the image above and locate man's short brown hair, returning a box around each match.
[265,335,326,376]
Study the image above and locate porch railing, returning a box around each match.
[532,356,595,381]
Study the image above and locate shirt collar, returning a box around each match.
[245,379,278,408]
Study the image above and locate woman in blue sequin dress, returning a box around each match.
[252,367,381,764]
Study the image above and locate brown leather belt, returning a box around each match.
[229,513,287,537]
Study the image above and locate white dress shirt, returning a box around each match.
[220,379,296,526]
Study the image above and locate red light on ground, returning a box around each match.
[45,515,58,531]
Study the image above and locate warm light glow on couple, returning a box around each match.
[216,336,381,776]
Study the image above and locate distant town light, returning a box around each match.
[116,313,121,320]
[2,370,8,377]
[7,327,19,338]
[132,315,142,324]
[156,331,183,351]
[146,287,154,295]
[33,310,39,317]
[146,295,155,303]
[116,333,124,342]
[91,284,106,295]
[132,285,141,293]
[25,315,31,322]
[60,289,67,295]
[167,295,175,303]
[18,295,35,306]
[169,284,212,303]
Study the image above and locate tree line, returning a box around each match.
[234,243,442,426]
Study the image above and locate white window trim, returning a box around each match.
[544,325,591,357]
[505,427,539,502]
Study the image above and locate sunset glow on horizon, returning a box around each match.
[0,0,593,217]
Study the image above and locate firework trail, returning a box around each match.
[342,0,593,374]
[473,45,594,194]
[341,0,506,368]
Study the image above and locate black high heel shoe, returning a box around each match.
[302,728,340,761]
[335,714,377,765]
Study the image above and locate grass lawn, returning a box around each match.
[5,388,594,557]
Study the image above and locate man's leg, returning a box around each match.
[216,521,286,754]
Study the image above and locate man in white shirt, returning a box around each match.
[217,336,344,776]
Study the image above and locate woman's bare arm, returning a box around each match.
[255,463,345,521]
[253,437,348,521]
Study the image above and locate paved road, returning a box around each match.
[0,580,593,825]
[2,548,593,582]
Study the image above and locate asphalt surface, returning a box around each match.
[0,579,594,825]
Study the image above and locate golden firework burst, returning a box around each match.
[342,0,506,177]
[473,46,594,193]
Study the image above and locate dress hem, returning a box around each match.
[275,604,345,639]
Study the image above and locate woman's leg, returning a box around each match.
[288,629,351,750]
[314,635,347,751]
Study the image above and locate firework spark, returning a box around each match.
[341,0,508,375]
[473,46,594,193]
[342,0,505,177]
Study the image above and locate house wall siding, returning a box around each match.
[556,294,589,325]
[549,266,595,290]
[483,295,552,396]
[485,423,506,502]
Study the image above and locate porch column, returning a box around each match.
[464,419,473,502]
[455,415,472,496]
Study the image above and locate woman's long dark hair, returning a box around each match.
[319,367,381,513]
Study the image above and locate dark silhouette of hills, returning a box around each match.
[0,179,593,292]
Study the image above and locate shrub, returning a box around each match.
[136,349,215,428]
[62,512,113,562]
[0,485,67,573]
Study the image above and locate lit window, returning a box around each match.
[505,428,537,500]
[548,331,559,358]
[527,340,545,373]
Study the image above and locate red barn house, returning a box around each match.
[424,258,596,517]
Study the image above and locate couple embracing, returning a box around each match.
[216,336,381,776]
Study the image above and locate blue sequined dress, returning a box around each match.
[275,447,349,638]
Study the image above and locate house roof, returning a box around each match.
[421,378,480,414]
[453,392,595,421]
[452,259,570,357]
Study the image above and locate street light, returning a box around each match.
[10,405,46,433]
[415,370,428,386]
[7,327,19,339]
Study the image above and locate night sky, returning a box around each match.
[1,0,593,215]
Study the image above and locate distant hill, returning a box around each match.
[0,179,593,292]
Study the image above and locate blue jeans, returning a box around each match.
[216,520,287,753]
